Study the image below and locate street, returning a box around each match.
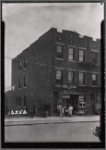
[5,121,100,142]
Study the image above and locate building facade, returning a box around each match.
[6,28,101,116]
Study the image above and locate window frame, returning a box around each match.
[92,73,97,86]
[68,71,74,84]
[18,77,21,89]
[56,70,63,83]
[78,95,86,108]
[79,72,85,85]
[24,58,27,69]
[91,51,97,64]
[16,96,21,107]
[24,96,26,107]
[19,60,21,70]
[68,47,74,61]
[56,45,63,58]
[24,76,27,88]
[79,49,84,62]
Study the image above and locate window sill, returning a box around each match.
[78,85,86,86]
[91,85,98,87]
[55,58,64,60]
[78,61,84,63]
[68,60,76,62]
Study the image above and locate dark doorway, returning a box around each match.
[53,91,59,114]
[70,94,78,112]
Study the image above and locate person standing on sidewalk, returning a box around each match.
[68,104,73,117]
[61,106,65,117]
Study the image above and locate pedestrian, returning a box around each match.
[68,104,73,117]
[45,110,48,117]
[61,106,65,117]
[57,104,62,117]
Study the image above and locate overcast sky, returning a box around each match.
[3,3,104,90]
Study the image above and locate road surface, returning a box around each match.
[5,121,100,142]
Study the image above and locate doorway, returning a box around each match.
[70,94,78,112]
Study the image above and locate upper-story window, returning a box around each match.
[24,58,27,69]
[24,96,26,107]
[56,70,63,83]
[16,96,21,106]
[56,45,63,58]
[19,77,21,89]
[24,76,26,88]
[19,60,21,70]
[68,47,74,61]
[79,49,84,62]
[79,72,84,85]
[68,71,74,84]
[92,74,97,86]
[70,40,73,44]
[92,52,97,64]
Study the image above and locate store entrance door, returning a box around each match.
[70,94,78,113]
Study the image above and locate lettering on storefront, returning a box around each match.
[55,84,77,89]
[62,95,70,99]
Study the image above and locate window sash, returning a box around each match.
[68,48,74,61]
[24,76,26,87]
[24,58,27,69]
[92,52,97,63]
[24,96,26,106]
[79,50,84,62]
[78,96,86,108]
[19,77,21,88]
[92,74,96,81]
[68,71,73,83]
[19,61,21,70]
[57,45,62,53]
[16,97,21,106]
[79,72,84,85]
[56,70,62,80]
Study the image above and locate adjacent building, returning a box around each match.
[6,28,101,116]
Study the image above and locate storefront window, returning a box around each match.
[78,95,86,108]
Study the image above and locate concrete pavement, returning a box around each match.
[5,115,100,126]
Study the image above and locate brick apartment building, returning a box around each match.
[5,27,101,116]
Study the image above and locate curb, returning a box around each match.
[5,120,99,126]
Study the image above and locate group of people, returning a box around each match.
[57,104,73,117]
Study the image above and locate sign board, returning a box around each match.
[62,95,70,99]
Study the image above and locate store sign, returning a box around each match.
[55,84,77,89]
[62,95,70,99]
[8,110,27,115]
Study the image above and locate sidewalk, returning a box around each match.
[5,115,100,126]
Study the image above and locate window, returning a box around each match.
[56,70,62,83]
[19,77,21,88]
[78,95,86,108]
[92,52,97,64]
[24,76,26,88]
[68,71,74,84]
[56,45,63,58]
[24,96,26,107]
[79,50,84,62]
[92,74,97,86]
[79,72,84,85]
[68,47,74,61]
[24,58,27,69]
[16,97,21,106]
[19,61,21,70]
